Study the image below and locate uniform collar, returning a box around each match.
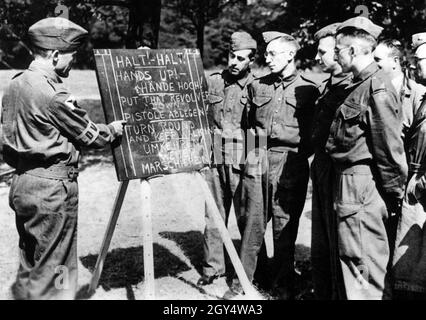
[273,70,298,89]
[28,59,62,83]
[223,69,252,88]
[330,72,352,86]
[352,62,379,83]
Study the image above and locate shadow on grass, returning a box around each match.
[79,244,191,293]
[159,231,242,277]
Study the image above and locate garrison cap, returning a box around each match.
[337,16,383,39]
[314,22,341,41]
[230,31,257,51]
[262,31,295,44]
[412,33,426,50]
[28,17,88,51]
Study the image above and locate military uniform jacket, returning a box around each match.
[312,72,352,152]
[325,62,408,198]
[208,69,254,166]
[400,76,426,173]
[1,60,116,169]
[247,70,319,156]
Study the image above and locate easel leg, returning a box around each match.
[195,172,261,299]
[141,179,155,299]
[89,180,129,293]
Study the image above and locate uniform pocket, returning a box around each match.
[335,172,372,260]
[331,102,363,151]
[208,93,224,126]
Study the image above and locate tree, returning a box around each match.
[0,0,162,69]
[164,0,246,58]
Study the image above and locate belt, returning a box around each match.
[334,160,372,174]
[17,164,79,181]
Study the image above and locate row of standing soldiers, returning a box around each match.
[200,16,426,300]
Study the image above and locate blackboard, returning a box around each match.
[93,49,212,181]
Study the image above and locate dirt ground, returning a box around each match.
[0,69,313,300]
[0,155,313,300]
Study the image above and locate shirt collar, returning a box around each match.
[330,72,352,86]
[273,70,298,89]
[28,59,62,83]
[223,69,252,88]
[352,62,379,83]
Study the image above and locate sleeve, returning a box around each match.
[299,85,320,158]
[368,81,408,198]
[47,92,117,149]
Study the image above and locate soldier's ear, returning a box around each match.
[52,50,60,64]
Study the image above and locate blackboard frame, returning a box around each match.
[93,48,212,181]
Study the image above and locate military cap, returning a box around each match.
[28,17,88,51]
[412,33,426,50]
[230,31,257,51]
[314,22,341,41]
[262,31,295,44]
[337,16,383,39]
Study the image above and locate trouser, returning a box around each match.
[202,164,243,277]
[392,200,426,296]
[8,172,79,300]
[311,151,345,300]
[238,147,309,298]
[333,163,391,300]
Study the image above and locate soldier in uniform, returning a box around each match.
[412,33,426,85]
[229,31,319,299]
[327,17,407,299]
[311,22,352,300]
[0,17,125,299]
[376,37,426,298]
[199,31,257,286]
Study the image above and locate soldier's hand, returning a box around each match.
[109,120,127,137]
[406,174,420,205]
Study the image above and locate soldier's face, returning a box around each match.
[315,36,339,73]
[265,40,294,74]
[228,49,253,76]
[54,51,77,78]
[334,35,353,73]
[414,45,426,82]
[374,44,399,75]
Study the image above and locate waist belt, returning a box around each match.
[17,165,79,181]
[334,160,372,174]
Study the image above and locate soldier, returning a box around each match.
[374,39,426,256]
[412,33,426,85]
[199,31,257,286]
[0,17,125,299]
[376,37,426,298]
[311,22,352,300]
[327,17,407,299]
[228,31,319,299]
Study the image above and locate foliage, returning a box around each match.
[1,0,426,70]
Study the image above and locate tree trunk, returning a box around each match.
[196,3,205,57]
[125,0,161,49]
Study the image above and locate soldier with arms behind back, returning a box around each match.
[327,17,407,299]
[199,31,257,286]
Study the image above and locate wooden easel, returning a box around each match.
[88,171,260,299]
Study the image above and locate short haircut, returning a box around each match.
[31,45,53,58]
[31,45,74,58]
[276,35,301,52]
[378,39,404,61]
[336,27,377,52]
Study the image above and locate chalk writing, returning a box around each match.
[94,49,211,180]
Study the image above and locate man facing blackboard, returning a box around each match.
[1,17,125,299]
[199,32,257,287]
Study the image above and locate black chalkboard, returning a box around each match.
[93,49,212,181]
